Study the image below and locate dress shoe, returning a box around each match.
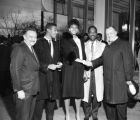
[84,117,89,120]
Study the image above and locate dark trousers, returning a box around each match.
[83,96,100,120]
[103,102,127,120]
[83,71,100,120]
[15,94,36,120]
[32,99,56,120]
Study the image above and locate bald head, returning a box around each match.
[106,27,117,34]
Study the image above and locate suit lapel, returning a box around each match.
[32,47,39,64]
[94,41,101,54]
[22,42,39,64]
[70,38,80,58]
[70,38,79,49]
[70,37,85,59]
[52,40,56,60]
[44,38,53,59]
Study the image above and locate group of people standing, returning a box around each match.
[10,18,134,120]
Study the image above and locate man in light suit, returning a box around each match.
[10,28,39,120]
[83,26,106,120]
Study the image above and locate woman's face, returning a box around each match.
[69,24,79,35]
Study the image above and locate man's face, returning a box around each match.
[106,27,117,44]
[24,30,37,46]
[69,24,79,35]
[88,28,97,41]
[96,34,101,41]
[48,26,58,39]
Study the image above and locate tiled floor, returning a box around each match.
[0,95,140,120]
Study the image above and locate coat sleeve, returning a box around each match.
[137,50,140,65]
[122,42,134,81]
[91,42,106,69]
[10,45,24,92]
[91,56,103,70]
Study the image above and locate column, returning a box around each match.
[94,0,106,39]
[67,0,73,23]
[41,11,44,31]
[83,0,88,33]
[105,0,113,28]
[129,0,135,55]
[53,0,57,24]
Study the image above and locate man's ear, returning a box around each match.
[47,28,50,33]
[23,34,26,40]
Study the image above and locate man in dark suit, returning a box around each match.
[81,26,134,120]
[32,23,62,120]
[10,28,40,120]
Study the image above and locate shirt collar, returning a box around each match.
[24,40,32,50]
[44,36,52,42]
[87,39,97,44]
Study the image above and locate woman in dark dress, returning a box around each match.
[61,19,86,120]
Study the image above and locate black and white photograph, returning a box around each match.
[0,0,140,120]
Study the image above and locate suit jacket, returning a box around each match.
[10,41,40,95]
[83,40,105,102]
[92,38,134,104]
[34,38,61,100]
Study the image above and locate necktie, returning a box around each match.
[90,42,95,97]
[31,46,38,62]
[91,42,94,60]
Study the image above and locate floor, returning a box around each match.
[0,94,140,120]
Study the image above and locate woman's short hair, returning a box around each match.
[68,19,80,28]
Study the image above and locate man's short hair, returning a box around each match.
[45,23,57,31]
[23,27,37,35]
[106,26,117,32]
[88,26,97,33]
[68,19,80,28]
[97,33,102,38]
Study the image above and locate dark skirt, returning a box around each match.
[62,62,84,99]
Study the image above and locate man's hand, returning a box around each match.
[56,62,63,69]
[17,90,25,100]
[127,81,136,95]
[75,58,84,64]
[75,59,93,67]
[83,71,90,82]
[82,60,93,67]
[48,64,57,70]
[126,81,132,85]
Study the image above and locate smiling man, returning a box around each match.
[83,26,106,120]
[10,28,39,120]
